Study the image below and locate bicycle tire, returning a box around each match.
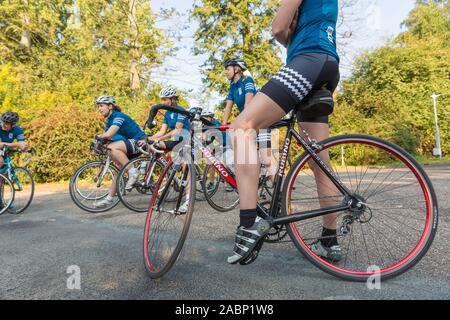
[7,167,34,214]
[117,157,167,213]
[143,160,195,279]
[282,134,438,282]
[69,160,121,213]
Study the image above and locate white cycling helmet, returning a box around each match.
[202,111,215,118]
[95,95,116,105]
[159,87,178,99]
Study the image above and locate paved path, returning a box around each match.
[0,164,449,300]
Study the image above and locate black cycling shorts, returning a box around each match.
[260,53,340,124]
[124,139,142,159]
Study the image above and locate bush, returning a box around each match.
[22,105,104,182]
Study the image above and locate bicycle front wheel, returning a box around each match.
[69,160,120,213]
[0,173,15,215]
[282,134,438,282]
[143,160,195,279]
[7,167,35,214]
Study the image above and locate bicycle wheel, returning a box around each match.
[117,157,166,213]
[201,163,239,212]
[282,134,438,282]
[143,160,195,279]
[69,160,120,213]
[0,173,15,215]
[7,167,35,214]
[194,163,207,201]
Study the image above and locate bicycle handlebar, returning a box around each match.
[136,139,164,155]
[144,104,220,131]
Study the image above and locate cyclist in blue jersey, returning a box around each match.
[94,95,146,208]
[0,112,29,168]
[223,58,278,187]
[148,87,191,149]
[227,0,341,264]
[147,87,192,212]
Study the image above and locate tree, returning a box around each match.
[335,1,450,156]
[191,0,283,94]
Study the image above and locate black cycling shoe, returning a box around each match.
[227,217,271,264]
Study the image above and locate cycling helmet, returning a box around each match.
[202,112,215,118]
[224,58,247,71]
[159,87,178,99]
[1,111,19,124]
[95,95,116,105]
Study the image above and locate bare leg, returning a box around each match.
[108,141,130,197]
[298,122,339,230]
[230,92,286,210]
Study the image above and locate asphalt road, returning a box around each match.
[0,164,449,300]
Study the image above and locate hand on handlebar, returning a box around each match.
[17,141,29,151]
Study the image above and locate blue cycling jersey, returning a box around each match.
[163,105,191,131]
[287,0,339,64]
[105,111,145,141]
[0,123,25,143]
[226,76,257,113]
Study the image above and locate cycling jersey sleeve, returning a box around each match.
[111,115,126,128]
[243,77,257,95]
[176,113,187,127]
[15,127,26,141]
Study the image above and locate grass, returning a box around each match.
[413,155,450,166]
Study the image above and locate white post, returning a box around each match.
[431,93,442,159]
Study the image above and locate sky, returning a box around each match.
[149,0,417,111]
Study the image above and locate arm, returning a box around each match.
[157,123,184,141]
[149,124,169,141]
[272,0,302,47]
[0,141,29,150]
[99,125,120,140]
[223,100,234,125]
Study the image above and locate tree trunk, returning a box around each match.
[128,0,140,91]
[20,1,31,50]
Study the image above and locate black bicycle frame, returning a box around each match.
[146,104,353,228]
[188,117,353,228]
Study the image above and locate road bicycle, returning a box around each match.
[69,137,120,213]
[143,104,438,281]
[0,146,35,214]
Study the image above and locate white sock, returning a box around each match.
[129,168,138,176]
[106,195,114,201]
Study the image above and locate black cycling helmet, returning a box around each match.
[224,58,247,71]
[1,111,19,124]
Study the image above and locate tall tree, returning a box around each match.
[335,1,450,156]
[191,0,283,94]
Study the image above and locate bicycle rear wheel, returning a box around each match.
[201,163,239,212]
[143,160,195,279]
[282,134,438,281]
[7,167,34,214]
[69,160,120,213]
[117,157,166,213]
